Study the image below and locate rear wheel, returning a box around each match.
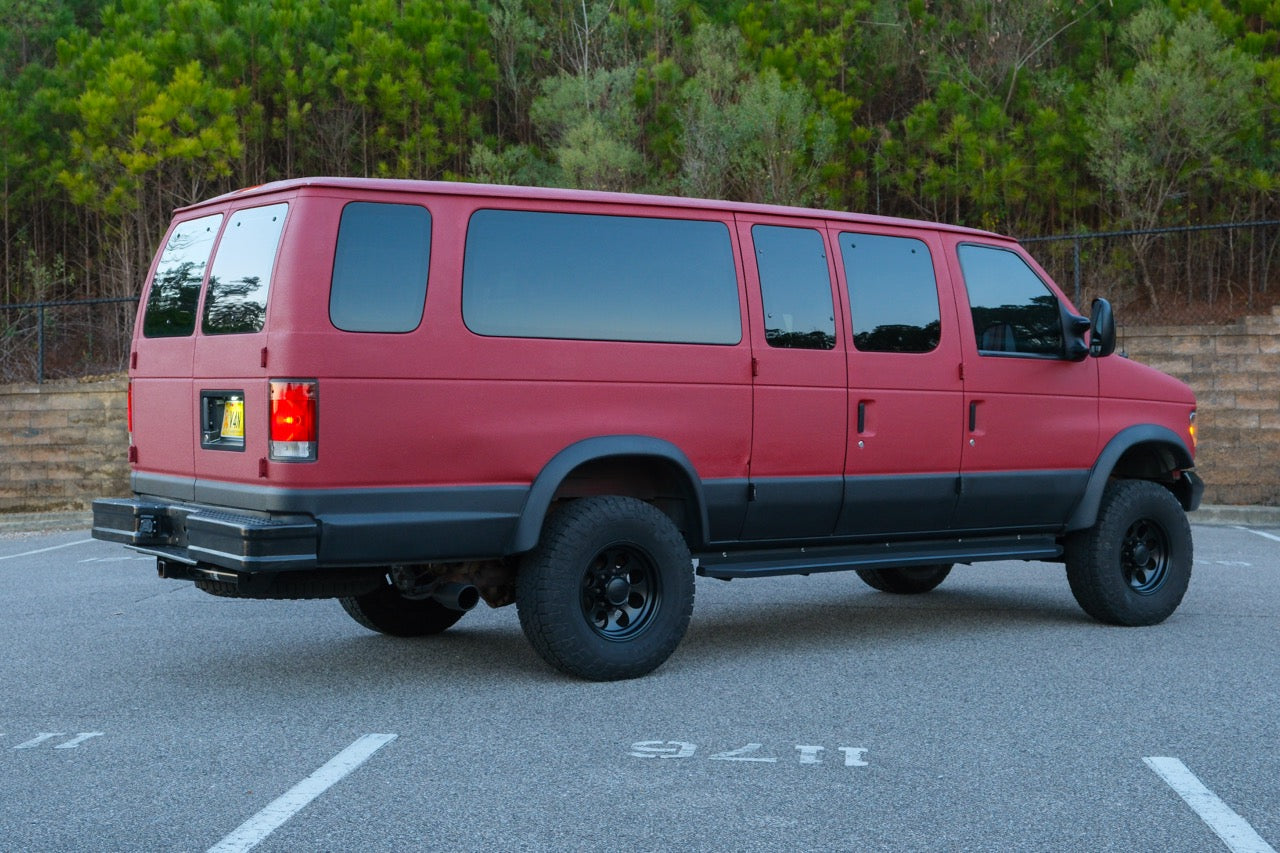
[1065,479,1192,626]
[516,496,695,681]
[856,564,953,594]
[340,575,466,636]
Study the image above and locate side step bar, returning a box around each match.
[696,535,1062,580]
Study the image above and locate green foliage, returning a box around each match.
[0,0,1277,307]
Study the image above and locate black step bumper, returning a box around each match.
[92,497,318,572]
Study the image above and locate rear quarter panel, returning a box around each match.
[257,191,753,492]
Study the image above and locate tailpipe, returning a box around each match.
[431,582,480,612]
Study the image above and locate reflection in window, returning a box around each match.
[142,213,222,338]
[330,202,431,333]
[463,210,740,344]
[840,233,941,353]
[753,225,836,350]
[958,244,1063,357]
[203,203,288,335]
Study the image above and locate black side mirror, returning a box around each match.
[1090,298,1116,358]
[1062,307,1091,362]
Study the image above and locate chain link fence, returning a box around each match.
[0,297,137,385]
[1021,220,1280,325]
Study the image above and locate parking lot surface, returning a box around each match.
[1,523,1276,852]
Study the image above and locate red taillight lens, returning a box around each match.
[269,380,317,461]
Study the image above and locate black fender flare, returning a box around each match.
[505,436,709,554]
[1065,425,1197,532]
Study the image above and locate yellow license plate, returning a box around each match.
[221,399,244,439]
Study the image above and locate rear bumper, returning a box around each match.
[92,497,319,572]
[91,478,529,573]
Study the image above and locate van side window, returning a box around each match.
[202,203,288,335]
[958,244,1063,357]
[752,225,836,350]
[463,210,741,345]
[839,233,941,353]
[330,202,431,333]
[142,213,223,338]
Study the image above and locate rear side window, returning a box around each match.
[202,203,288,335]
[752,225,836,350]
[463,210,741,344]
[959,244,1063,357]
[330,202,431,333]
[840,233,941,353]
[142,213,222,338]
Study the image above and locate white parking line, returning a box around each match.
[207,734,397,853]
[1236,526,1280,544]
[1144,757,1276,853]
[0,539,94,561]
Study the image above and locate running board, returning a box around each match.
[696,535,1062,580]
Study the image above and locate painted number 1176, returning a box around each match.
[630,741,868,767]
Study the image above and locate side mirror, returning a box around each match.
[1062,307,1091,362]
[1090,298,1116,358]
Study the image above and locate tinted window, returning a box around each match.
[840,233,940,353]
[958,244,1063,357]
[142,213,222,338]
[463,210,740,344]
[202,203,288,335]
[330,203,431,333]
[752,225,836,350]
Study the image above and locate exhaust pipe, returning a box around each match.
[431,582,480,612]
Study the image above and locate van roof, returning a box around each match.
[184,177,1007,241]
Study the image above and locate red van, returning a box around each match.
[92,178,1202,680]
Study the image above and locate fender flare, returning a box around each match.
[1065,425,1196,532]
[505,435,709,554]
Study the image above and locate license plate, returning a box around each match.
[221,399,244,439]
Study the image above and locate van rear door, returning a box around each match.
[131,212,223,490]
[191,202,290,488]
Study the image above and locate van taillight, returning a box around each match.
[269,380,317,461]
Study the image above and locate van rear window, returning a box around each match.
[462,210,741,345]
[202,203,288,335]
[142,213,222,338]
[329,202,431,333]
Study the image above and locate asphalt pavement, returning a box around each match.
[1,522,1276,852]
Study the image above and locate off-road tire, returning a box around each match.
[855,564,953,594]
[1065,479,1192,626]
[516,496,695,681]
[339,576,467,636]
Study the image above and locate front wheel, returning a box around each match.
[516,496,695,681]
[1065,479,1193,626]
[856,564,953,594]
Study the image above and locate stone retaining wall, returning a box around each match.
[1120,306,1280,507]
[0,377,129,513]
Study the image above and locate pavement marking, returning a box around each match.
[207,733,397,853]
[0,539,94,561]
[1144,757,1276,853]
[1236,526,1280,544]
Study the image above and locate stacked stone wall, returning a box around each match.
[0,377,129,513]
